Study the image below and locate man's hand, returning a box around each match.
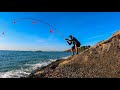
[65,39,69,41]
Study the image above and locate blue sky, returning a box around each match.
[0,12,120,51]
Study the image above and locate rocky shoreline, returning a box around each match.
[27,57,72,78]
[26,30,120,78]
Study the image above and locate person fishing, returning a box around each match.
[65,35,81,56]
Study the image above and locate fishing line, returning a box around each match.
[12,18,66,39]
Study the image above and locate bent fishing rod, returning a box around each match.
[13,18,66,39]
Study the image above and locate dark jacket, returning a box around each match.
[67,37,80,45]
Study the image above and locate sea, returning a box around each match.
[0,50,71,78]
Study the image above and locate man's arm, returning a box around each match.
[68,40,73,41]
[65,39,72,45]
[67,41,72,45]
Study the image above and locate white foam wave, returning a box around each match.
[0,56,69,78]
[0,69,30,78]
[61,56,70,59]
[25,59,57,70]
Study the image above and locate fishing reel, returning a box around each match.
[65,39,69,41]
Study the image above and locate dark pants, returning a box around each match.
[72,42,80,49]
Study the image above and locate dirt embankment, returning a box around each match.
[28,30,120,78]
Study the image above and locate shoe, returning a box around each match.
[72,54,74,56]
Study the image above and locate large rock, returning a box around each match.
[28,30,120,78]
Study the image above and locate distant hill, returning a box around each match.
[34,50,43,52]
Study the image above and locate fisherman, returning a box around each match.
[65,35,81,56]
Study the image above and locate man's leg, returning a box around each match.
[71,46,74,56]
[75,44,79,54]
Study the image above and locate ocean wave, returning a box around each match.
[0,61,51,78]
[61,56,70,59]
[0,56,69,78]
[0,69,30,78]
[25,58,57,69]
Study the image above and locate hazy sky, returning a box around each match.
[0,12,119,51]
